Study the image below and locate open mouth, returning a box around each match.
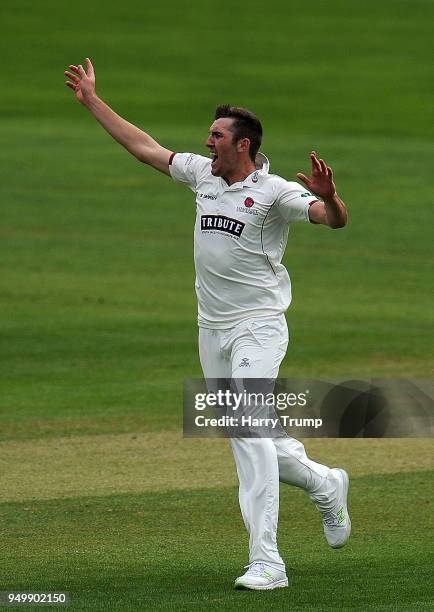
[210,152,218,163]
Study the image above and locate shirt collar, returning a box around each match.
[221,152,270,191]
[254,152,270,174]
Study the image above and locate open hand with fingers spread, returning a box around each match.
[64,58,96,106]
[297,151,336,200]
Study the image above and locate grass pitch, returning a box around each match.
[1,0,433,609]
[1,466,433,611]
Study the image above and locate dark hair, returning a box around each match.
[214,104,263,162]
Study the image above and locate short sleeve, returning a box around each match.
[169,153,210,192]
[275,180,319,223]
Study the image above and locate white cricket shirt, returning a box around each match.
[169,152,318,328]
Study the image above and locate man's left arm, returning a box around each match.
[297,151,348,229]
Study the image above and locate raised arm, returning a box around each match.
[297,152,348,229]
[64,58,173,175]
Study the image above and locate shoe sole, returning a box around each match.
[234,578,289,590]
[331,468,351,549]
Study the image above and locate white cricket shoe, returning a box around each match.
[321,468,351,549]
[234,562,288,590]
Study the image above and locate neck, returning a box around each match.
[223,159,256,186]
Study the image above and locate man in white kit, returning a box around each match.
[65,59,351,591]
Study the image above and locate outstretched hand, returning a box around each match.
[64,58,95,105]
[297,152,336,200]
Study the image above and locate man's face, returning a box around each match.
[206,118,240,177]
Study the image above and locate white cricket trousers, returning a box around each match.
[199,315,334,571]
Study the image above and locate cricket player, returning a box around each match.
[65,59,351,591]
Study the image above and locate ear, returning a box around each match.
[236,138,250,154]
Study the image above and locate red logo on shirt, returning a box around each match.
[244,197,254,208]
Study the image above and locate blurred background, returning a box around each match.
[1,0,432,437]
[0,1,433,608]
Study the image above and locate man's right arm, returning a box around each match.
[65,58,173,176]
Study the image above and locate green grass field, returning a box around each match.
[1,0,433,609]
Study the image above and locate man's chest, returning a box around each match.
[195,181,277,230]
[192,176,285,260]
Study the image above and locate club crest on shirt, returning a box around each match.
[201,215,245,237]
